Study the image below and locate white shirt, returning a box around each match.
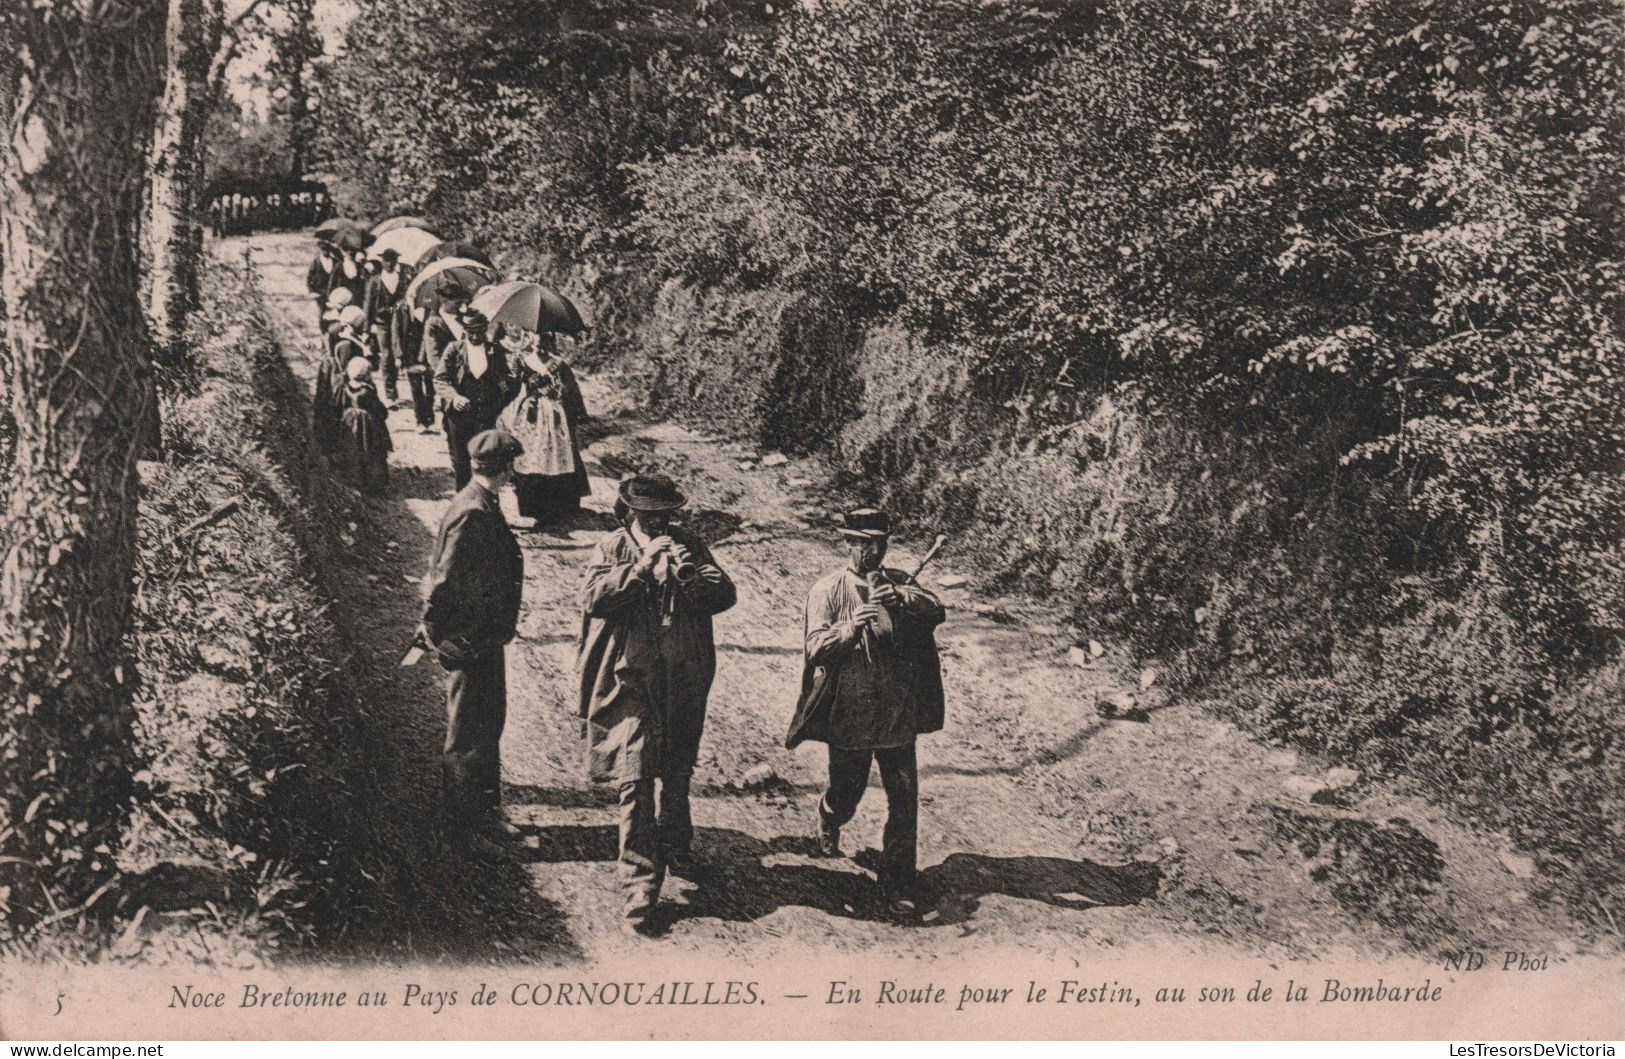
[466,339,489,379]
[382,270,400,295]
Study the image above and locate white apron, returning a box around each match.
[504,390,574,477]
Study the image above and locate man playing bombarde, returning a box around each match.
[786,507,946,918]
[576,474,736,934]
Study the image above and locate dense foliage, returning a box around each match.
[320,0,1624,931]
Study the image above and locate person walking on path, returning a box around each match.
[420,429,526,858]
[575,475,737,933]
[306,243,341,331]
[394,303,438,433]
[362,249,406,406]
[336,357,393,495]
[420,288,467,372]
[786,507,946,918]
[502,333,590,526]
[435,308,516,492]
[313,301,369,454]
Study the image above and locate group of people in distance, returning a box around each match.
[304,231,589,524]
[210,183,333,238]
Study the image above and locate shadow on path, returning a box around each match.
[601,827,1163,935]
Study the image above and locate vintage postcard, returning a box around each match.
[1,0,1620,1042]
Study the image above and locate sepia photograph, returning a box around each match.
[0,0,1621,1043]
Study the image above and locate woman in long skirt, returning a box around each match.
[336,357,393,494]
[502,334,590,525]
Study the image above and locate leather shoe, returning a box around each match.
[815,817,840,858]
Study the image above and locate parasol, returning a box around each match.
[367,226,442,266]
[371,215,434,236]
[405,257,497,311]
[469,280,587,336]
[419,239,495,269]
[315,217,369,243]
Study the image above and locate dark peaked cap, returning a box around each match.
[469,428,523,471]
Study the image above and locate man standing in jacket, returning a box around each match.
[576,474,736,933]
[394,302,437,434]
[421,428,526,856]
[363,248,406,406]
[435,307,515,492]
[786,507,946,918]
[306,242,340,331]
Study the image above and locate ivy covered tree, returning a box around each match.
[0,0,167,928]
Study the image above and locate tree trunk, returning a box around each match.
[0,1,165,927]
[144,0,221,371]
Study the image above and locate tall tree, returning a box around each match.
[143,0,271,369]
[266,0,319,179]
[0,0,166,926]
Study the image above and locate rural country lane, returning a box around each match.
[231,231,1580,967]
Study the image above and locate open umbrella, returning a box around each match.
[371,214,433,236]
[315,217,369,242]
[469,280,587,336]
[405,257,497,311]
[330,227,371,252]
[367,226,442,266]
[419,239,495,269]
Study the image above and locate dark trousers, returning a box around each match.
[820,743,918,890]
[406,368,436,428]
[616,770,694,918]
[442,646,507,830]
[370,324,398,398]
[445,409,500,491]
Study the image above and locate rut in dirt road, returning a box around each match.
[239,230,1583,966]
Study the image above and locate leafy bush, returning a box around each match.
[317,0,1625,934]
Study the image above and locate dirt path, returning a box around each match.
[236,230,1584,966]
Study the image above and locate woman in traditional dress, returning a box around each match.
[316,305,372,454]
[502,333,590,526]
[336,357,393,494]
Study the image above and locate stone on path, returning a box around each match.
[1499,850,1537,879]
[1324,766,1361,790]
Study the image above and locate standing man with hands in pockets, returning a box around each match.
[787,507,947,919]
[421,429,527,859]
[575,474,736,935]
